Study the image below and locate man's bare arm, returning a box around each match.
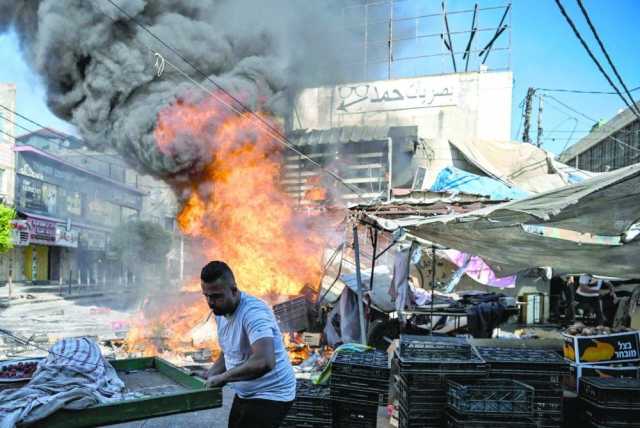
[206,353,226,377]
[206,338,275,387]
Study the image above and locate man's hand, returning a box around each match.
[205,373,227,388]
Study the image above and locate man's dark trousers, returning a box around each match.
[228,395,293,428]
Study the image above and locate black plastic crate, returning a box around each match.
[332,349,390,379]
[399,405,443,428]
[399,334,472,360]
[447,379,534,416]
[281,417,332,428]
[393,350,489,374]
[487,370,563,388]
[329,383,387,406]
[396,380,446,406]
[580,377,640,409]
[532,388,563,417]
[332,402,377,428]
[273,296,309,332]
[330,373,388,391]
[446,410,535,428]
[581,397,640,426]
[476,347,566,370]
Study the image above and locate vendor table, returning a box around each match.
[11,357,222,428]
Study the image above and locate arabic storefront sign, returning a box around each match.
[55,225,79,248]
[26,217,56,245]
[10,220,30,246]
[335,78,458,114]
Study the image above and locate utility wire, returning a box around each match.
[575,0,640,117]
[0,103,145,187]
[102,0,366,200]
[543,96,640,154]
[537,85,640,95]
[554,0,640,120]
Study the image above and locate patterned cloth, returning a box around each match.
[0,338,124,428]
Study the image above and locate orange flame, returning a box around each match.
[125,92,334,358]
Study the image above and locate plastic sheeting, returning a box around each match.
[443,249,516,288]
[431,166,529,201]
[450,139,594,193]
[365,163,640,278]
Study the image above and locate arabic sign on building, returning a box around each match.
[55,225,78,248]
[10,219,29,246]
[334,79,457,114]
[26,217,56,245]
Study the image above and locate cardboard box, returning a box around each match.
[563,331,640,364]
[565,361,640,393]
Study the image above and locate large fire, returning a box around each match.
[124,93,332,361]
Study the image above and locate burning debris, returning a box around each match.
[115,93,336,360]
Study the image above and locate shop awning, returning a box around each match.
[363,163,640,278]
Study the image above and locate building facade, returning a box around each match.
[12,144,145,283]
[0,84,16,205]
[559,105,640,172]
[286,70,513,202]
[12,128,182,284]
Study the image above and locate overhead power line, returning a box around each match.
[554,0,640,121]
[542,96,640,155]
[102,0,366,200]
[575,0,640,117]
[0,103,138,175]
[537,85,640,95]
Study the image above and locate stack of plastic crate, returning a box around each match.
[476,347,568,428]
[393,335,489,428]
[281,380,332,428]
[446,379,535,427]
[579,377,640,428]
[330,349,390,428]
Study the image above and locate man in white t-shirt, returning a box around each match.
[197,261,295,428]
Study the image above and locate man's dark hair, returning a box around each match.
[201,261,236,284]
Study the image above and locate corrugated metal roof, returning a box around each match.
[288,126,393,146]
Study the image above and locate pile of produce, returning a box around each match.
[565,322,635,336]
[0,361,38,380]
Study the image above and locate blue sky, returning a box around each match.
[0,0,638,155]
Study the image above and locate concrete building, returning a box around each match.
[286,70,513,202]
[0,84,16,206]
[11,142,145,283]
[0,84,19,283]
[559,104,640,172]
[13,128,182,283]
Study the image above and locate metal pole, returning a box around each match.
[368,228,378,293]
[352,225,367,345]
[431,245,436,335]
[537,95,544,148]
[387,137,393,201]
[388,0,394,79]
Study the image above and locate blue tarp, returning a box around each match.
[431,166,529,201]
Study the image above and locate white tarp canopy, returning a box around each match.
[450,139,594,193]
[365,163,640,278]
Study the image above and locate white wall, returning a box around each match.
[0,84,16,205]
[292,71,513,187]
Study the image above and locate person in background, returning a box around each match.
[196,261,295,428]
[576,274,614,325]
